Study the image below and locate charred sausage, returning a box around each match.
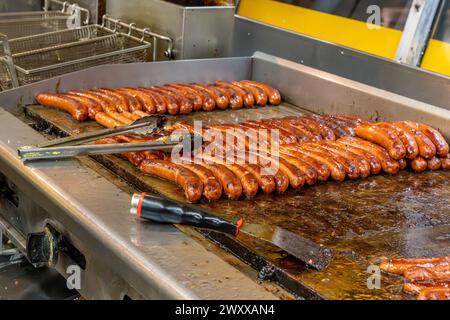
[409,156,428,172]
[401,121,449,157]
[337,137,400,175]
[355,124,406,160]
[215,81,255,108]
[140,160,203,202]
[239,80,282,105]
[36,93,89,121]
[94,112,125,128]
[231,81,267,106]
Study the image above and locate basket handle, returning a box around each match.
[44,0,91,25]
[0,33,19,88]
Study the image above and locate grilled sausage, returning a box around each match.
[117,88,156,114]
[94,89,130,113]
[178,163,223,201]
[318,141,371,178]
[154,86,193,114]
[409,156,428,172]
[303,114,353,138]
[334,141,382,175]
[303,114,352,138]
[107,112,134,125]
[226,163,259,198]
[295,117,336,141]
[252,151,305,189]
[94,112,125,128]
[332,115,369,127]
[238,151,289,193]
[401,121,449,157]
[205,125,249,151]
[137,88,167,114]
[145,88,180,115]
[168,84,215,111]
[36,93,89,121]
[404,264,450,281]
[394,122,436,159]
[140,160,203,202]
[133,110,150,118]
[239,80,282,105]
[68,90,117,114]
[313,115,356,137]
[215,81,255,108]
[271,170,290,193]
[302,143,360,179]
[197,162,242,200]
[121,111,142,121]
[271,118,321,141]
[95,136,146,166]
[245,154,290,193]
[115,134,170,162]
[164,84,204,111]
[337,137,400,175]
[144,150,168,160]
[441,154,450,170]
[63,93,102,119]
[283,145,345,181]
[374,123,419,159]
[403,280,450,295]
[242,120,298,144]
[109,88,144,112]
[213,85,244,109]
[191,84,229,109]
[278,152,318,185]
[417,288,450,300]
[279,146,331,181]
[333,115,369,126]
[201,154,258,198]
[380,256,450,274]
[231,81,267,106]
[239,163,276,194]
[355,124,406,160]
[113,89,143,112]
[427,156,442,170]
[327,117,357,136]
[398,158,407,170]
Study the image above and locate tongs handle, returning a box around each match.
[18,140,178,161]
[37,115,167,148]
[18,133,202,161]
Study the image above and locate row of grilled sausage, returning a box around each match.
[265,115,450,173]
[167,116,450,176]
[380,256,450,300]
[35,80,282,122]
[95,128,449,203]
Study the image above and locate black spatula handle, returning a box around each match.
[130,193,239,236]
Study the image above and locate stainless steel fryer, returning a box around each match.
[0,15,173,90]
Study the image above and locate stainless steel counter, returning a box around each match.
[0,108,279,299]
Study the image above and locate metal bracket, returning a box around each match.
[0,33,19,89]
[44,0,91,25]
[101,14,174,60]
[0,215,25,266]
[395,0,442,66]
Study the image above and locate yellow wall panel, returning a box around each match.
[238,0,402,59]
[421,39,450,77]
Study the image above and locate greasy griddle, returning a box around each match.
[25,104,450,300]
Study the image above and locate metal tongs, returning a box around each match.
[18,116,196,161]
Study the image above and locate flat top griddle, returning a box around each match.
[24,103,450,300]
